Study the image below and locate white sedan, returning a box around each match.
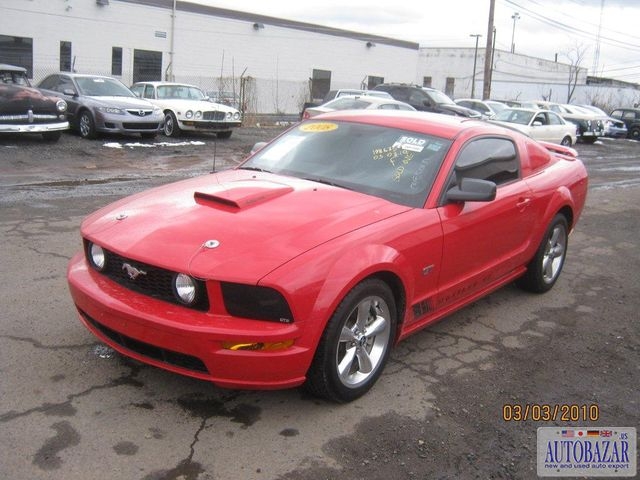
[302,95,415,119]
[131,82,241,138]
[493,108,577,146]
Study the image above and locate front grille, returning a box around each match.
[126,109,153,117]
[0,112,59,123]
[122,122,159,130]
[203,111,225,121]
[80,310,208,373]
[85,241,209,311]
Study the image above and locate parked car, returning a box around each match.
[609,108,640,140]
[300,89,392,118]
[492,108,577,146]
[0,64,69,141]
[528,101,605,144]
[454,98,506,118]
[205,90,241,110]
[302,95,415,119]
[373,83,481,117]
[67,110,588,402]
[38,73,163,139]
[132,82,242,138]
[578,105,627,138]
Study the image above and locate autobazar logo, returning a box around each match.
[537,427,636,477]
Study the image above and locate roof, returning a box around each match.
[0,64,27,73]
[120,0,419,50]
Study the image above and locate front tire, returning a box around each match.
[629,127,640,140]
[581,136,597,144]
[78,111,96,139]
[304,278,396,402]
[517,214,568,293]
[163,111,180,137]
[560,136,572,146]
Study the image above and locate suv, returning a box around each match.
[0,64,69,141]
[610,108,640,140]
[373,83,480,117]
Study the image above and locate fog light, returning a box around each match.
[89,243,106,271]
[174,273,197,305]
[222,339,294,351]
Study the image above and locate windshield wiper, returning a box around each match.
[302,176,353,191]
[238,166,271,173]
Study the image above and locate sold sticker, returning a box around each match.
[299,122,338,132]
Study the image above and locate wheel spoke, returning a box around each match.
[337,347,357,379]
[355,301,372,333]
[355,346,373,374]
[340,326,357,343]
[365,316,388,337]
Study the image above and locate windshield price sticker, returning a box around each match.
[299,122,338,132]
[392,135,426,152]
[537,427,636,477]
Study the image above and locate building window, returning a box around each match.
[0,35,33,77]
[445,77,455,97]
[112,47,123,76]
[367,76,384,90]
[311,69,331,101]
[423,76,432,88]
[133,49,162,83]
[60,41,72,72]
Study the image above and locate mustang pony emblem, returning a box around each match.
[122,263,147,280]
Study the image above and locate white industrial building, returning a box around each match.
[1,0,638,114]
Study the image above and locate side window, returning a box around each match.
[453,138,519,186]
[548,112,562,125]
[409,90,429,106]
[38,75,58,90]
[622,111,635,120]
[144,84,155,99]
[610,110,622,119]
[391,88,408,102]
[130,84,143,97]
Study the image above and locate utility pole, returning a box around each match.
[470,34,482,98]
[482,0,495,100]
[510,12,520,53]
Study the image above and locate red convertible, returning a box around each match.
[67,111,588,402]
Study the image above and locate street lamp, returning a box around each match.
[511,12,520,53]
[470,34,482,98]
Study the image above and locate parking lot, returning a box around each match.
[1,129,639,479]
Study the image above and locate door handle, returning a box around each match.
[516,198,532,209]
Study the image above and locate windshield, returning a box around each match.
[157,85,206,100]
[76,77,135,97]
[495,109,534,125]
[425,89,455,105]
[241,120,452,208]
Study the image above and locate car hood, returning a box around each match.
[0,84,61,114]
[81,170,411,282]
[83,96,156,109]
[152,98,237,113]
[437,103,481,118]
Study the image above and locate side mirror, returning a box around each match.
[250,142,267,155]
[446,178,497,203]
[532,120,543,126]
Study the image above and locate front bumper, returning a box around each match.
[0,120,69,134]
[95,111,163,135]
[67,252,311,389]
[178,120,242,132]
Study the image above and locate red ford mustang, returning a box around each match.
[67,111,588,402]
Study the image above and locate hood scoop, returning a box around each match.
[194,180,295,210]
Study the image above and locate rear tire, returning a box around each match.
[304,278,396,402]
[560,136,572,146]
[629,127,640,140]
[516,214,568,293]
[581,136,597,144]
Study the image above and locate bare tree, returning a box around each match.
[563,43,589,103]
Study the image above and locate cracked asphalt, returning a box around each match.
[1,129,638,480]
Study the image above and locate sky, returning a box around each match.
[188,0,640,83]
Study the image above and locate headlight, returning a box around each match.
[97,106,125,115]
[174,273,197,305]
[194,111,202,119]
[56,99,67,112]
[88,242,106,271]
[226,112,232,120]
[233,112,241,121]
[185,110,193,119]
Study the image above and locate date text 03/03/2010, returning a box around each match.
[502,404,599,422]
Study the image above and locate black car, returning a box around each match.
[0,64,69,141]
[610,108,640,140]
[373,83,481,118]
